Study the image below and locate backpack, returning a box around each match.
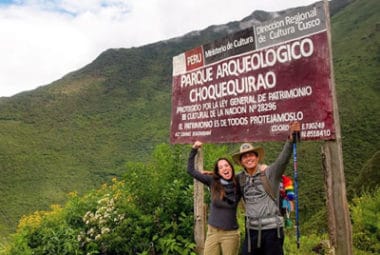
[238,170,295,227]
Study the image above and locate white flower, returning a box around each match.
[101,227,110,234]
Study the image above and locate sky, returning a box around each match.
[0,0,319,97]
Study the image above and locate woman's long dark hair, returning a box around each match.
[211,157,238,201]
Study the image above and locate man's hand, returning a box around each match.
[289,122,301,142]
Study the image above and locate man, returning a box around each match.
[232,122,301,255]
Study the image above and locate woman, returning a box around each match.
[188,141,241,255]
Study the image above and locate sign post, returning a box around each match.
[321,1,353,254]
[193,149,205,255]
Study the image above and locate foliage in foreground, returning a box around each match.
[1,143,379,254]
[1,144,195,255]
[350,187,380,254]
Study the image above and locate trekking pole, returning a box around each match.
[292,131,301,249]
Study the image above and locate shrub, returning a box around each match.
[1,144,196,255]
[351,187,380,253]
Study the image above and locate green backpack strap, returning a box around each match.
[238,172,246,199]
[260,170,276,202]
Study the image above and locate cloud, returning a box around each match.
[0,0,317,97]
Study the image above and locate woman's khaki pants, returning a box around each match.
[204,225,240,255]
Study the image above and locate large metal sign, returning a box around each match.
[170,1,335,144]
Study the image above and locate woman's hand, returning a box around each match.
[192,140,203,149]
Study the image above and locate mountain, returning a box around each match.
[0,0,378,239]
[0,4,284,236]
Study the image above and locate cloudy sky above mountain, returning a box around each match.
[0,0,319,97]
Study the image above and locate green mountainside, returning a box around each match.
[0,0,379,240]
